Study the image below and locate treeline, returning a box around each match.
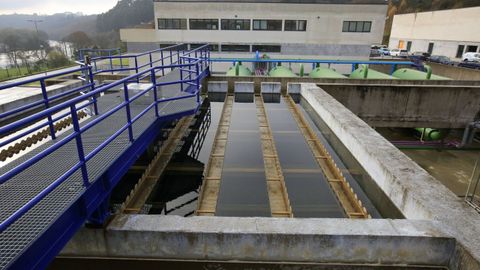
[390,0,480,14]
[0,28,71,72]
[62,0,154,52]
[384,0,480,43]
[96,0,154,32]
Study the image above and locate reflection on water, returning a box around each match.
[300,97,399,218]
[217,102,270,217]
[264,100,344,218]
[120,94,385,218]
[145,99,212,216]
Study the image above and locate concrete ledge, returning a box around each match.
[234,81,254,93]
[0,80,83,114]
[208,81,228,93]
[260,82,281,94]
[62,216,453,266]
[300,83,480,269]
[317,83,480,128]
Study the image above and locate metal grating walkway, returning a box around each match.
[0,70,198,269]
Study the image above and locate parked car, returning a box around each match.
[398,50,409,58]
[429,55,454,65]
[390,49,400,57]
[462,52,480,62]
[458,61,480,70]
[369,49,381,57]
[378,48,390,56]
[409,51,431,61]
[371,44,387,50]
[390,49,409,58]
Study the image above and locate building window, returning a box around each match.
[189,19,219,30]
[466,45,479,53]
[253,20,282,31]
[252,45,281,53]
[407,41,412,51]
[284,20,307,31]
[221,44,250,52]
[427,42,434,54]
[159,43,188,50]
[342,21,372,33]
[456,45,465,58]
[221,19,250,30]
[209,44,219,52]
[189,43,219,51]
[157,18,187,30]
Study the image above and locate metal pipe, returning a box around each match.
[461,121,480,147]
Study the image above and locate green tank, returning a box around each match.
[226,62,252,76]
[392,65,450,80]
[268,65,297,77]
[310,67,347,79]
[414,128,448,141]
[350,64,396,80]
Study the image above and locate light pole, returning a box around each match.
[27,16,44,63]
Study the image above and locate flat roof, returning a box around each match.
[154,0,388,4]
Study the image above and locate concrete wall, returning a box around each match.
[62,216,456,267]
[318,83,480,128]
[300,84,480,269]
[389,7,480,59]
[427,62,480,81]
[151,2,386,45]
[390,7,480,43]
[120,1,387,59]
[389,37,480,60]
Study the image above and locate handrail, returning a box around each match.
[209,58,413,65]
[0,66,88,90]
[0,44,210,233]
[0,62,202,135]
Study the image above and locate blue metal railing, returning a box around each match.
[0,44,210,233]
[0,66,95,141]
[0,45,191,146]
[78,48,121,62]
[86,44,188,77]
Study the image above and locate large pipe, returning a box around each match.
[461,121,480,147]
[425,64,432,80]
[363,64,369,79]
[392,66,450,80]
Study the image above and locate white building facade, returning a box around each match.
[389,7,480,60]
[120,0,388,63]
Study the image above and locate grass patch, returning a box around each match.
[111,58,129,66]
[0,65,77,83]
[0,66,32,80]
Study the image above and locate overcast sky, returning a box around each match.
[0,0,119,15]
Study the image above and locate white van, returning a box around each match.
[463,52,480,62]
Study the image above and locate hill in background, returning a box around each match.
[0,0,153,48]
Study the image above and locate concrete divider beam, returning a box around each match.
[208,81,228,93]
[287,83,301,94]
[234,81,254,93]
[261,82,281,94]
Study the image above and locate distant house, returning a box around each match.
[120,0,388,65]
[389,7,480,59]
